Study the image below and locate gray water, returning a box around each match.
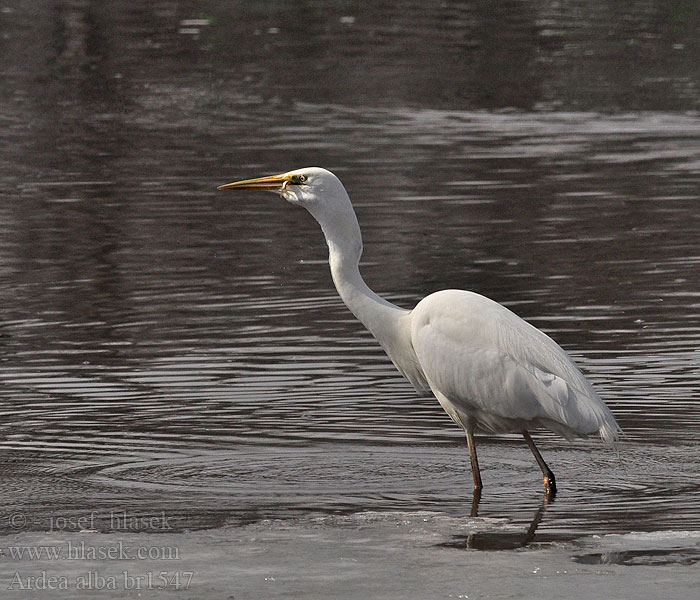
[1,0,700,575]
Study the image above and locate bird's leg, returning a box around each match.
[470,486,482,518]
[465,425,483,492]
[522,430,556,498]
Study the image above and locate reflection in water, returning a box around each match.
[469,480,554,520]
[1,0,700,539]
[441,497,549,550]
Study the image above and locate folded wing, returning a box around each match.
[410,290,620,441]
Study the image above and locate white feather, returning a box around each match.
[407,290,620,441]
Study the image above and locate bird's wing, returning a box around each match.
[410,290,619,440]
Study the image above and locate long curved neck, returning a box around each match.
[307,186,429,393]
[315,206,407,342]
[329,244,406,338]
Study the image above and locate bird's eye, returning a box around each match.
[291,174,307,185]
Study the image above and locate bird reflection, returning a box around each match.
[470,485,555,518]
[443,492,553,551]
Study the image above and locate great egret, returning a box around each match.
[218,167,621,496]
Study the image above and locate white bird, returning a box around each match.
[219,167,621,497]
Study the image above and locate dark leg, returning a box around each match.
[522,430,556,498]
[465,425,483,492]
[470,486,482,518]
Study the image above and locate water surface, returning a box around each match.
[1,0,699,556]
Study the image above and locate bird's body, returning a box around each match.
[219,167,621,497]
[410,289,618,441]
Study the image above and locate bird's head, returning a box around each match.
[218,166,361,256]
[218,167,346,211]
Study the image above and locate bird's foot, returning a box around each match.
[543,473,557,501]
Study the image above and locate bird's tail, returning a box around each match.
[598,420,622,444]
[570,382,621,444]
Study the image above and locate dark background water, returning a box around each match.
[1,1,699,538]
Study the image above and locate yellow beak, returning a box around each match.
[217,173,290,191]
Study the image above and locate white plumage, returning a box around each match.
[219,167,621,496]
[410,289,619,442]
